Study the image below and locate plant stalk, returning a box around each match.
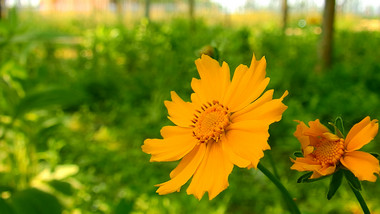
[349,185,370,214]
[258,163,300,214]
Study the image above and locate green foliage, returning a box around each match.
[327,170,344,200]
[0,10,379,214]
[344,170,362,192]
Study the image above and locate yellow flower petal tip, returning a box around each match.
[142,53,288,199]
[291,117,380,182]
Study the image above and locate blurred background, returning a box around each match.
[0,0,379,213]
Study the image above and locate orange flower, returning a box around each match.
[142,54,288,200]
[291,117,380,181]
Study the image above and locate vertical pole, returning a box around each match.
[281,0,288,32]
[318,0,336,70]
[145,0,150,20]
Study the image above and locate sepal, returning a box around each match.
[327,170,343,200]
[343,170,362,191]
[293,151,303,158]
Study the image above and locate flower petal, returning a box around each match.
[340,151,380,182]
[294,121,313,155]
[316,165,336,177]
[304,119,331,137]
[142,129,197,162]
[164,91,195,127]
[230,89,274,119]
[160,126,191,138]
[290,157,321,172]
[345,117,379,152]
[186,142,234,200]
[221,136,251,168]
[192,55,231,103]
[223,54,269,112]
[231,90,288,124]
[155,144,206,195]
[224,124,270,169]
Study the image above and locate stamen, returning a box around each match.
[192,101,230,144]
[313,138,344,165]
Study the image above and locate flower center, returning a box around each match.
[191,100,230,143]
[313,138,344,165]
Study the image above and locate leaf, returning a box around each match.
[293,151,303,157]
[9,188,62,214]
[297,172,313,183]
[343,170,362,191]
[14,88,86,117]
[327,170,344,200]
[297,172,331,183]
[47,180,74,196]
[0,198,14,214]
[328,121,344,138]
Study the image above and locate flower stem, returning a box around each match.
[257,163,300,214]
[349,184,370,214]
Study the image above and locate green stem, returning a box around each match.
[349,185,370,214]
[267,152,280,179]
[258,163,300,214]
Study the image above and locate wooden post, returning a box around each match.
[145,0,150,20]
[318,0,336,70]
[281,0,288,32]
[0,0,4,19]
[189,0,195,29]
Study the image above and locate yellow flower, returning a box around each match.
[291,117,380,181]
[142,54,288,200]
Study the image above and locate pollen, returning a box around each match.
[313,138,344,165]
[191,100,230,143]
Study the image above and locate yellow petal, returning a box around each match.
[192,55,231,103]
[304,119,331,137]
[303,146,314,156]
[223,55,269,112]
[155,144,206,195]
[231,89,274,119]
[186,142,234,200]
[345,117,379,152]
[231,90,288,124]
[316,165,336,177]
[221,136,251,168]
[340,151,380,182]
[290,157,321,172]
[164,91,195,127]
[310,171,323,179]
[142,130,197,162]
[160,126,191,138]
[223,127,270,169]
[322,132,340,141]
[294,121,311,151]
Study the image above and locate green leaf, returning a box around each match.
[0,198,14,214]
[14,88,86,117]
[297,172,331,183]
[328,121,344,138]
[343,170,362,191]
[293,151,303,157]
[47,180,74,196]
[335,117,345,137]
[9,188,62,214]
[327,170,344,200]
[297,172,313,183]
